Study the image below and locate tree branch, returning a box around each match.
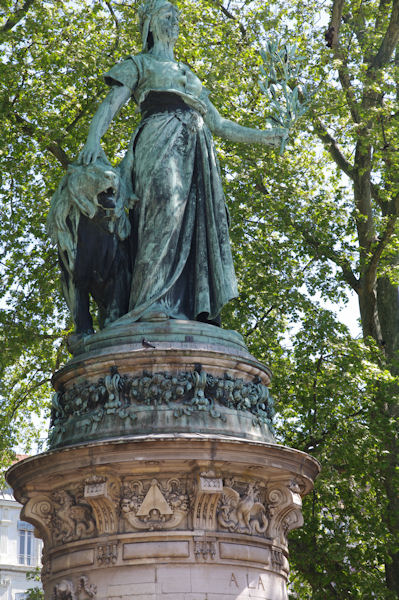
[65,93,106,134]
[370,0,399,70]
[245,306,276,338]
[12,113,71,168]
[103,0,120,56]
[342,10,367,50]
[253,173,359,292]
[210,0,247,38]
[337,62,361,123]
[0,0,34,33]
[302,408,366,452]
[313,117,355,180]
[245,259,316,337]
[375,0,392,35]
[326,0,361,122]
[326,0,345,48]
[371,181,386,210]
[353,140,375,251]
[366,215,397,283]
[298,225,360,292]
[8,377,50,423]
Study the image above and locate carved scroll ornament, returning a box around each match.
[84,475,119,535]
[267,481,304,545]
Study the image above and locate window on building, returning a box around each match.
[0,507,10,522]
[17,520,35,565]
[0,524,7,555]
[15,594,27,600]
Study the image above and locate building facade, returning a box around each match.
[0,484,42,600]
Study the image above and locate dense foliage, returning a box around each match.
[1,0,399,597]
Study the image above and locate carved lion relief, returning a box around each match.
[51,489,97,544]
[21,488,97,549]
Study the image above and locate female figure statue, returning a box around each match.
[80,0,286,325]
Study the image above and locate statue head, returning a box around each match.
[138,0,180,51]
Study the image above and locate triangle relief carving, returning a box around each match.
[136,480,174,517]
[121,478,189,531]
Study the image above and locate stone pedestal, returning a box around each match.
[6,321,320,600]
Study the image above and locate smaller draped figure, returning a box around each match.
[79,0,287,326]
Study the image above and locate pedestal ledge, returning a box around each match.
[7,437,320,600]
[49,321,275,449]
[67,320,260,364]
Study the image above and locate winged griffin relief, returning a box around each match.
[217,481,268,534]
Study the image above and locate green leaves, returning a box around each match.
[259,38,312,151]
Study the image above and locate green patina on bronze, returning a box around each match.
[48,0,287,333]
[48,367,275,449]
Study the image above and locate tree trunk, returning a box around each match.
[377,274,399,364]
[358,281,382,341]
[355,151,399,594]
[377,271,399,595]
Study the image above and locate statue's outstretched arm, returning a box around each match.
[79,84,133,165]
[202,93,287,147]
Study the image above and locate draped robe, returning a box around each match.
[105,53,238,322]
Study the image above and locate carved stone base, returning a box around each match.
[7,324,320,599]
[7,436,320,600]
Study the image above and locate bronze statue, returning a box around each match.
[51,0,286,332]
